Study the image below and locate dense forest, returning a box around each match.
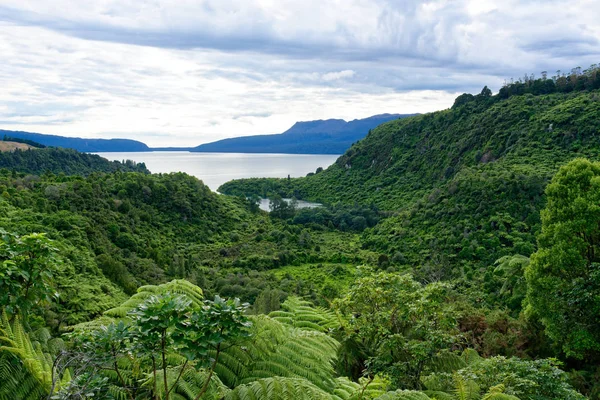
[0,147,149,176]
[2,66,600,399]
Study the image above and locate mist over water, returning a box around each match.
[96,152,340,191]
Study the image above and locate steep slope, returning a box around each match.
[220,87,600,271]
[193,114,416,154]
[1,129,150,152]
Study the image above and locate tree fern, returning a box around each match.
[142,365,229,400]
[105,279,204,318]
[215,314,340,391]
[0,353,47,400]
[481,385,519,400]
[223,377,335,400]
[452,373,480,400]
[426,351,468,375]
[0,312,70,396]
[269,297,340,333]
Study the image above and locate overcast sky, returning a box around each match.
[1,0,599,146]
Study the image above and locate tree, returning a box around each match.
[525,158,600,359]
[62,289,251,400]
[492,254,529,311]
[0,231,59,320]
[269,194,295,219]
[479,86,492,98]
[129,293,192,400]
[177,295,251,400]
[334,270,460,389]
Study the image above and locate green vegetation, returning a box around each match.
[2,67,600,398]
[220,69,600,275]
[525,158,600,360]
[0,147,148,175]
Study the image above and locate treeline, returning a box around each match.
[291,202,381,232]
[452,64,600,108]
[498,64,600,99]
[0,147,149,175]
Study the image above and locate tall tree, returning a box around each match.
[525,158,600,359]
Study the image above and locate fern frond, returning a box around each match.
[423,391,455,400]
[224,377,335,400]
[453,373,479,400]
[104,279,204,318]
[269,297,340,333]
[482,384,520,400]
[0,353,47,400]
[427,351,468,374]
[482,394,520,400]
[0,313,67,395]
[461,349,482,366]
[374,390,432,400]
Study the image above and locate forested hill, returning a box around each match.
[0,147,149,175]
[192,113,416,154]
[220,72,600,270]
[0,129,150,152]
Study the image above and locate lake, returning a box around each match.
[96,152,340,191]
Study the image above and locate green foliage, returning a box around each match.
[423,351,584,400]
[490,255,530,312]
[223,376,335,400]
[0,353,48,400]
[269,195,297,219]
[497,65,600,100]
[268,296,339,332]
[525,158,600,359]
[334,270,460,389]
[0,312,70,398]
[221,87,600,275]
[0,231,59,319]
[375,390,432,400]
[0,147,148,175]
[66,282,252,400]
[459,356,584,400]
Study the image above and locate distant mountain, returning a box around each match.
[192,114,417,154]
[0,113,416,154]
[1,129,150,152]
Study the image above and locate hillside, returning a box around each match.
[192,113,416,154]
[0,147,149,175]
[0,141,33,151]
[220,86,600,271]
[0,129,150,152]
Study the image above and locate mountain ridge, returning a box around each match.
[192,113,417,154]
[0,113,416,155]
[1,129,150,152]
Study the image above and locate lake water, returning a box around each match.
[258,198,323,212]
[96,152,340,192]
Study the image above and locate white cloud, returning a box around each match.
[322,70,356,81]
[0,0,598,146]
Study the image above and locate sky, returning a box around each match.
[0,0,599,147]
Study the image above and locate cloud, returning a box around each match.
[0,0,599,146]
[322,70,355,82]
